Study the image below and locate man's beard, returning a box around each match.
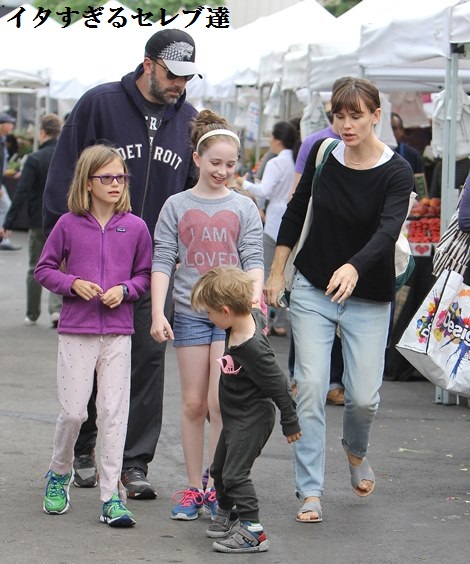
[149,69,182,105]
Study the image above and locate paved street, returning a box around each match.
[1,231,469,563]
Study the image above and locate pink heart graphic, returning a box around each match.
[414,244,431,255]
[179,209,241,274]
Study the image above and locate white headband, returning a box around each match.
[196,129,240,152]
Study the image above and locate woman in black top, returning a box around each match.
[265,77,414,523]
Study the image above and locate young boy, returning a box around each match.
[191,267,301,554]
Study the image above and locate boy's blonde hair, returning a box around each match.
[191,267,253,315]
[67,144,131,215]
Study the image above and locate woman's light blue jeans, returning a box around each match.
[289,272,390,499]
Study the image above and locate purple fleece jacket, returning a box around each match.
[34,211,152,335]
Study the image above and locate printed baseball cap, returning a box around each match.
[145,28,202,78]
[0,112,16,124]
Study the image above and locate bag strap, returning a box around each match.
[311,137,340,195]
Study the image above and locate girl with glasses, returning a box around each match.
[34,144,152,527]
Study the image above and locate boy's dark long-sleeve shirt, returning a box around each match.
[218,309,300,438]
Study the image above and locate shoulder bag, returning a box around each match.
[284,137,339,292]
[395,191,417,291]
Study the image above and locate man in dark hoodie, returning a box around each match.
[43,28,201,499]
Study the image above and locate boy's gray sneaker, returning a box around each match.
[212,521,269,553]
[206,508,232,538]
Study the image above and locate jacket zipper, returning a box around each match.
[100,225,105,334]
[140,125,154,219]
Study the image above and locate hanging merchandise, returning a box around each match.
[431,84,470,159]
[375,93,396,149]
[240,99,260,144]
[299,91,329,141]
[389,92,430,129]
[263,80,282,118]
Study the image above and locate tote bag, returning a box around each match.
[427,275,470,397]
[396,269,456,388]
[396,269,470,396]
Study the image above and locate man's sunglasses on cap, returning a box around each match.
[153,60,194,82]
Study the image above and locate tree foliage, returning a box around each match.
[32,0,220,25]
[323,0,361,17]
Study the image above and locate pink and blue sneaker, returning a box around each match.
[171,487,204,520]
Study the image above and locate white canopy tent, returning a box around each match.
[0,3,59,142]
[453,0,470,41]
[200,0,336,93]
[359,0,470,91]
[0,3,59,127]
[0,3,61,74]
[254,0,336,88]
[306,0,395,92]
[206,0,337,159]
[305,0,470,93]
[0,69,50,142]
[0,69,49,89]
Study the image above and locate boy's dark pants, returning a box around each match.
[211,404,275,523]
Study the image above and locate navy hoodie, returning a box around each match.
[43,64,198,236]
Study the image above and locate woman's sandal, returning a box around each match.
[348,457,375,497]
[295,500,323,523]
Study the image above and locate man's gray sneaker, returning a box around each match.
[73,453,98,488]
[121,467,157,500]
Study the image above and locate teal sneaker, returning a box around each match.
[43,470,72,515]
[100,493,136,527]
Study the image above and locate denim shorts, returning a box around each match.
[173,311,226,347]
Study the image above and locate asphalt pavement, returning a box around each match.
[1,231,469,564]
